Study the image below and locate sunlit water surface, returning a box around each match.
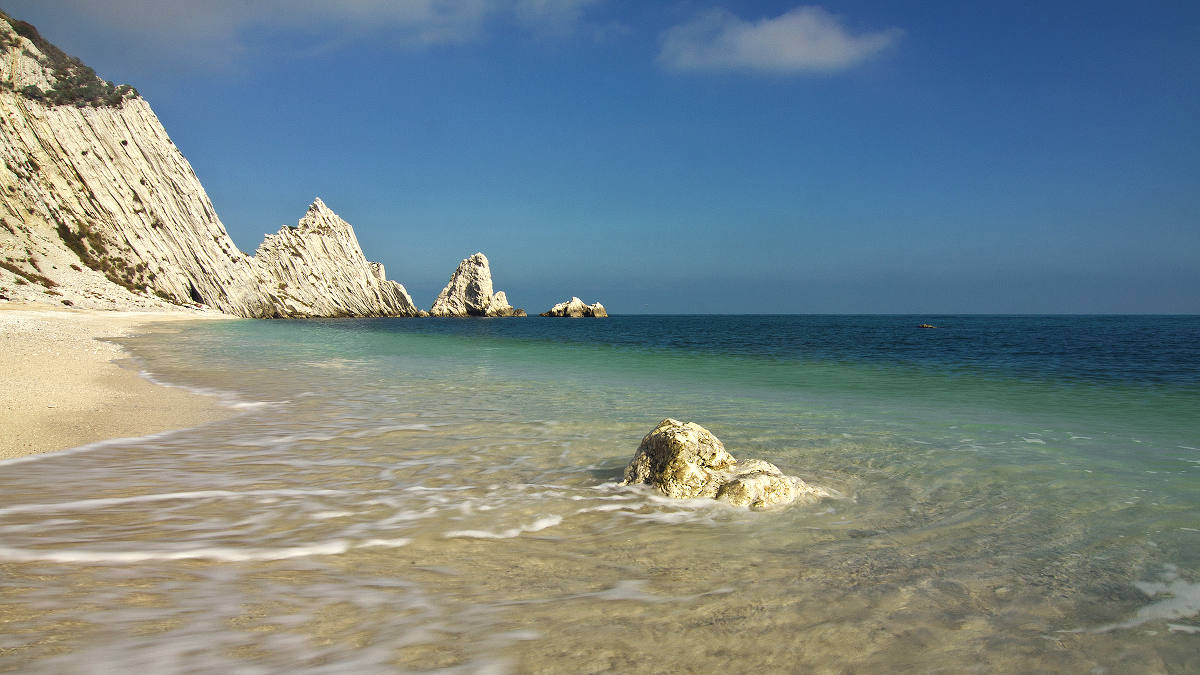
[2,316,1198,672]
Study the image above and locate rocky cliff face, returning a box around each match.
[430,252,523,317]
[0,13,421,318]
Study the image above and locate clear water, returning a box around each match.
[2,315,1198,672]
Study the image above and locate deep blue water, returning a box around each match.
[361,314,1200,384]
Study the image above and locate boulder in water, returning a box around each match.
[620,418,829,510]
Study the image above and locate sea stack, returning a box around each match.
[620,418,830,510]
[429,252,524,317]
[540,297,607,317]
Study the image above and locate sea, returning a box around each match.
[1,315,1198,672]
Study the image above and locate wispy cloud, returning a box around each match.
[1,0,607,74]
[514,0,602,35]
[659,6,902,74]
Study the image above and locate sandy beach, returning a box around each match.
[0,303,236,461]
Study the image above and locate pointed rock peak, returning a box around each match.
[298,198,351,233]
[307,197,331,215]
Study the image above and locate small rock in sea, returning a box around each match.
[430,253,523,317]
[619,418,829,510]
[540,297,607,317]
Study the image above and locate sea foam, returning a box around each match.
[444,515,563,539]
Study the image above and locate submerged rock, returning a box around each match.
[540,296,607,317]
[620,418,829,510]
[429,252,523,317]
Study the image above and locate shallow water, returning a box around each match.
[1,316,1198,672]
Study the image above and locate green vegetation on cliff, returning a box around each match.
[0,10,137,108]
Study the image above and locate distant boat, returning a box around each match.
[918,323,937,329]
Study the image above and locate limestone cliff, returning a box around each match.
[0,13,420,318]
[430,252,524,317]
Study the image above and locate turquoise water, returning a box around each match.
[1,315,1198,672]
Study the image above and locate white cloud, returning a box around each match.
[659,6,902,74]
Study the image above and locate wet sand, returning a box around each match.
[0,303,236,460]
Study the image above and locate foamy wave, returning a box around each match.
[346,424,436,438]
[0,489,346,517]
[586,484,743,525]
[0,541,351,563]
[358,537,413,548]
[226,424,436,448]
[445,515,563,539]
[298,358,369,370]
[590,481,632,494]
[576,503,633,514]
[137,368,275,412]
[0,365,273,468]
[0,536,412,563]
[627,510,721,525]
[227,431,342,446]
[0,428,183,466]
[570,492,638,502]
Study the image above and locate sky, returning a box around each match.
[4,1,1199,313]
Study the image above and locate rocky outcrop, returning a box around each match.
[0,13,421,318]
[540,296,607,317]
[252,199,424,317]
[430,252,524,317]
[621,418,830,510]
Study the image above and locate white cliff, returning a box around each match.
[430,252,524,317]
[0,13,421,318]
[540,296,607,317]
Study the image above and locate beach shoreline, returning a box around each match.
[0,303,237,461]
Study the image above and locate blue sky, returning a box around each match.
[6,1,1199,313]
